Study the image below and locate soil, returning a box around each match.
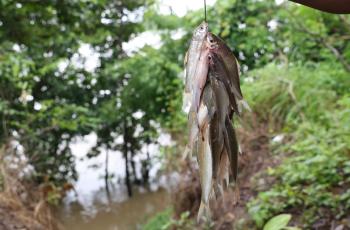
[0,193,44,230]
[0,145,59,230]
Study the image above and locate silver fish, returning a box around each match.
[197,123,213,222]
[187,83,214,157]
[185,22,208,90]
[185,22,210,113]
[185,21,208,94]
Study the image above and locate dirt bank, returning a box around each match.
[0,145,60,230]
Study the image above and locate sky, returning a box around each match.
[122,0,217,55]
[158,0,217,17]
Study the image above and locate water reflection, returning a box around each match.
[60,185,171,230]
[59,133,178,230]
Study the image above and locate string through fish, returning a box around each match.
[204,0,207,22]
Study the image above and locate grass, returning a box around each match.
[243,62,350,228]
[143,208,173,230]
[145,62,350,229]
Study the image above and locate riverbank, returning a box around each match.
[0,146,60,230]
[144,63,350,229]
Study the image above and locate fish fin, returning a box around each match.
[213,180,225,202]
[182,92,191,113]
[238,99,251,114]
[197,201,211,223]
[212,180,219,200]
[184,50,188,66]
[232,183,240,205]
[197,104,209,129]
[182,145,191,160]
[216,181,224,198]
[218,77,240,115]
[210,185,216,200]
[225,117,239,182]
[218,149,229,188]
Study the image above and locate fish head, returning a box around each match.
[193,21,208,41]
[207,32,219,50]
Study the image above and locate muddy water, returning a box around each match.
[59,133,177,230]
[60,186,171,230]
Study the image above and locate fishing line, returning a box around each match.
[204,0,207,22]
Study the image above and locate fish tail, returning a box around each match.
[212,181,218,200]
[238,144,243,155]
[218,150,230,188]
[182,92,191,113]
[182,145,191,160]
[197,201,211,223]
[238,99,251,114]
[232,183,241,205]
[211,185,217,200]
[224,168,229,188]
[225,117,239,182]
[217,182,224,197]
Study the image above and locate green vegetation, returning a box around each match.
[143,208,173,230]
[263,214,299,230]
[143,209,197,230]
[0,0,349,228]
[246,63,350,228]
[143,0,350,228]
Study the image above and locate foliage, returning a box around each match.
[246,63,350,228]
[1,0,350,228]
[143,209,196,230]
[141,1,350,228]
[143,208,173,230]
[0,0,177,188]
[263,214,299,230]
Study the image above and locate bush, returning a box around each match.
[244,63,350,228]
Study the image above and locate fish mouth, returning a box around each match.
[207,43,218,50]
[200,21,209,29]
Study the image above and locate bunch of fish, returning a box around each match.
[183,21,249,222]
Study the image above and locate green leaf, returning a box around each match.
[284,227,301,230]
[263,214,292,230]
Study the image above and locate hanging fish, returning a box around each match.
[207,33,250,113]
[208,52,239,116]
[184,22,209,112]
[184,22,248,222]
[196,83,215,222]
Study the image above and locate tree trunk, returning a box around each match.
[123,122,132,197]
[131,155,141,185]
[105,149,111,202]
[141,144,151,185]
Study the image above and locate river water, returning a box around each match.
[59,133,178,230]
